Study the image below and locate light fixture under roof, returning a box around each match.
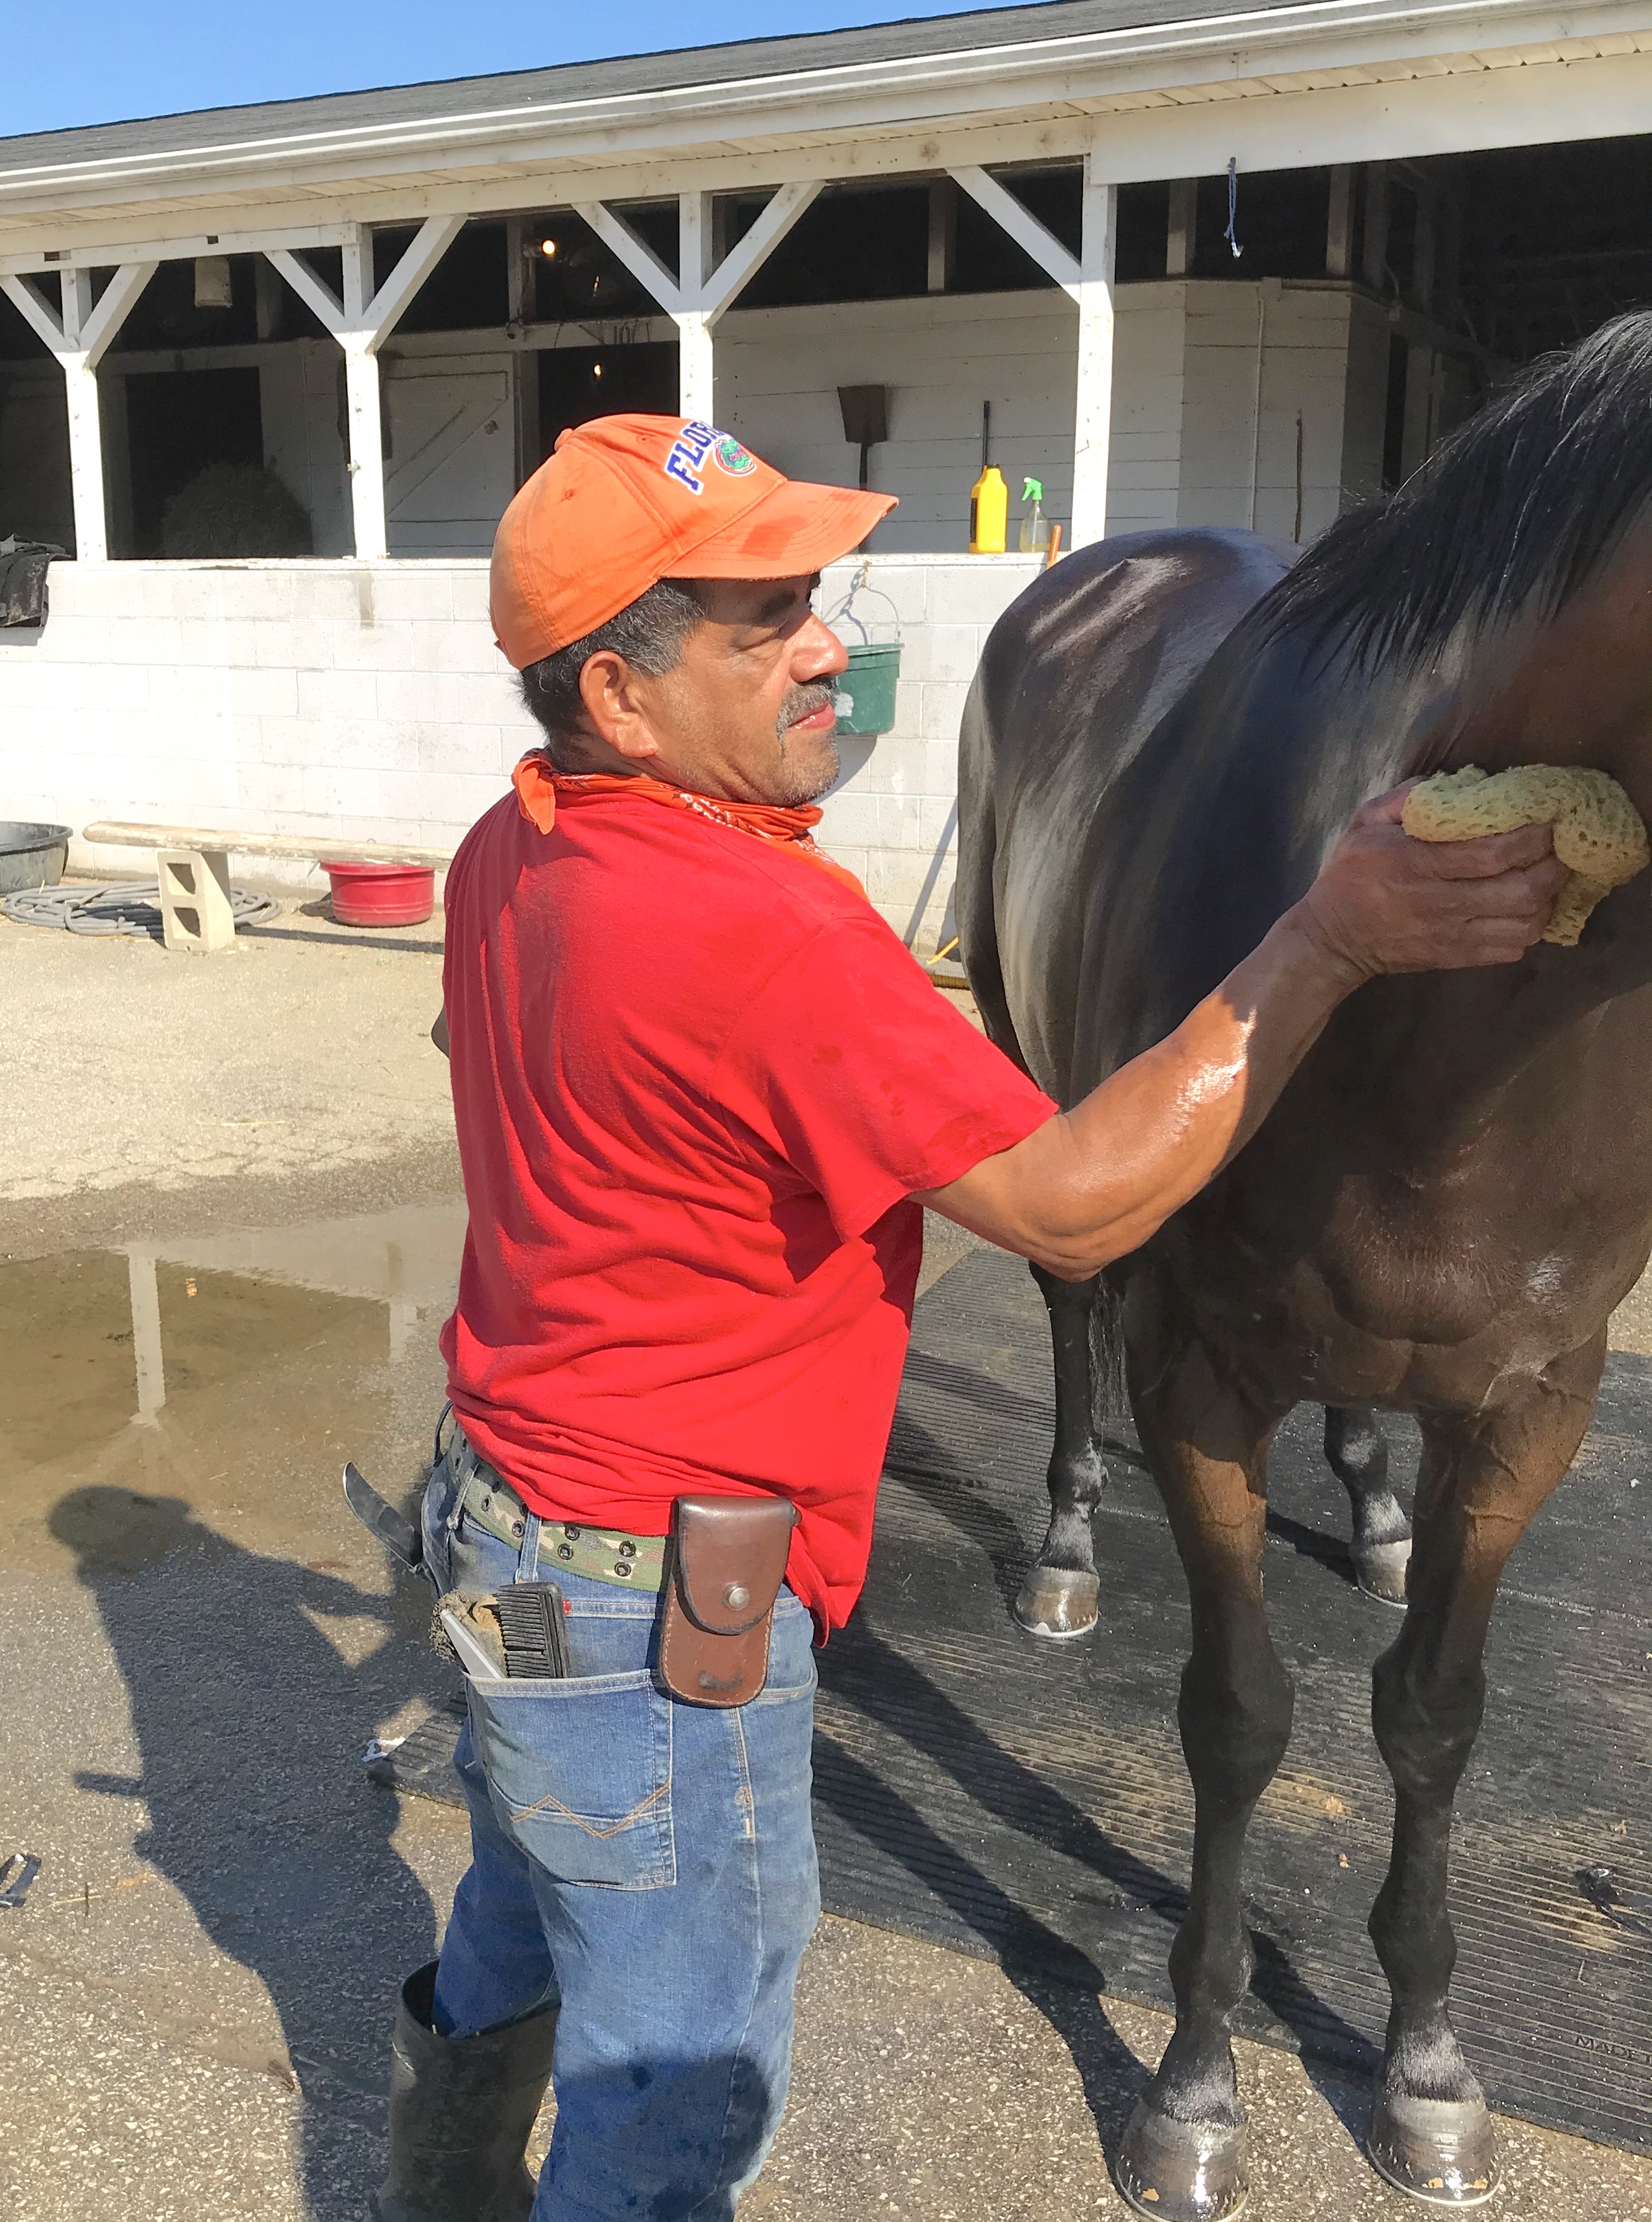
[539,237,558,258]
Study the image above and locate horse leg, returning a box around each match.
[1324,1404,1413,1606]
[1115,1331,1291,2221]
[1366,1337,1601,2206]
[1015,1264,1106,1637]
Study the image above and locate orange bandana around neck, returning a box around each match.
[511,753,868,899]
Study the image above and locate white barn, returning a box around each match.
[3,0,1651,942]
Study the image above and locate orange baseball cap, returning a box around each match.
[490,414,895,668]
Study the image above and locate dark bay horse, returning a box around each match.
[956,313,1652,2216]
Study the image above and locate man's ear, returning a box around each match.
[577,650,661,766]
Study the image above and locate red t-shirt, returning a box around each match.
[439,785,1054,1632]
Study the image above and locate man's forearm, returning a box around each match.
[920,904,1364,1280]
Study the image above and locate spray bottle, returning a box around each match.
[968,400,1008,554]
[1018,477,1051,555]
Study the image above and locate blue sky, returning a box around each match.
[4,0,1023,139]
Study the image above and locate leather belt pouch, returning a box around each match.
[659,1493,799,1707]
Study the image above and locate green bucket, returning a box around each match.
[834,641,902,737]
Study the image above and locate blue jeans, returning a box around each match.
[420,1445,821,2222]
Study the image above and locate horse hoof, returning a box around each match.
[1354,1537,1411,1607]
[1012,1567,1099,1639]
[1115,2099,1248,2220]
[1368,2089,1498,2206]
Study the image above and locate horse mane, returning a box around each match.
[1256,311,1652,677]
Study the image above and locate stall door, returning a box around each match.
[383,356,515,556]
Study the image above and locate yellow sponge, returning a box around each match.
[1401,764,1649,946]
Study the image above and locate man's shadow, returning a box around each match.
[51,1485,438,2219]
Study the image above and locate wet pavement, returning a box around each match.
[1,1185,1649,2219]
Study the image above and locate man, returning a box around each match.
[378,415,1564,2222]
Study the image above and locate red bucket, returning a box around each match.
[322,861,436,928]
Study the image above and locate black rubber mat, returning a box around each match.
[812,1245,1652,2155]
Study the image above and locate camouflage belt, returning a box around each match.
[459,1457,666,1593]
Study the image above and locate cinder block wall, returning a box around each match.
[0,553,1039,953]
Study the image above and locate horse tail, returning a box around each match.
[1090,1267,1130,1428]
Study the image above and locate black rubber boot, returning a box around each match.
[372,1961,559,2222]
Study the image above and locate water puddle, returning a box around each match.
[0,1199,467,1576]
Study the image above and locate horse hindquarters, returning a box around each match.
[1365,1337,1601,2207]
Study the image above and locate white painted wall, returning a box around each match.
[368,282,1372,557]
[0,552,1038,953]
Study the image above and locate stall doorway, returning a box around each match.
[125,367,263,555]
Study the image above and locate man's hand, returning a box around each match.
[1294,785,1569,981]
[919,782,1572,1280]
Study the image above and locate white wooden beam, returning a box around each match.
[677,193,713,417]
[949,165,1081,300]
[1,222,354,280]
[76,260,158,367]
[1071,158,1117,553]
[267,245,347,334]
[1326,163,1354,280]
[1,260,154,367]
[267,221,462,557]
[698,180,820,321]
[360,214,464,348]
[0,260,154,561]
[574,183,823,418]
[343,337,387,559]
[62,358,108,561]
[573,201,684,315]
[0,271,68,354]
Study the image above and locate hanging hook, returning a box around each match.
[1224,157,1244,260]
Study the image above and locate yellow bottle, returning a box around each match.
[969,465,1008,554]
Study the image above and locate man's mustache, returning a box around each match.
[777,682,836,739]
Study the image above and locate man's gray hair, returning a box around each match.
[518,578,708,770]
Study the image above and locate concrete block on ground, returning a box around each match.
[156,847,237,954]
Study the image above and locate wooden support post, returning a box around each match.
[577,182,821,424]
[0,259,156,561]
[505,215,541,481]
[678,194,714,417]
[1167,179,1197,277]
[342,339,387,559]
[950,158,1115,549]
[1072,158,1117,551]
[927,178,956,293]
[1326,164,1354,280]
[1413,182,1437,316]
[266,215,462,560]
[1362,162,1389,290]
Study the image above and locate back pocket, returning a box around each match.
[466,1670,675,1889]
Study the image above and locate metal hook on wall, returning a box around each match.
[1224,157,1244,260]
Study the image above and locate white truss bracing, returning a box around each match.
[265,215,465,557]
[576,182,823,416]
[1,260,158,560]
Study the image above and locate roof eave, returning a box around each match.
[1,0,1647,223]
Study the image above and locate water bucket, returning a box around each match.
[0,822,70,896]
[834,642,902,738]
[322,861,435,927]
